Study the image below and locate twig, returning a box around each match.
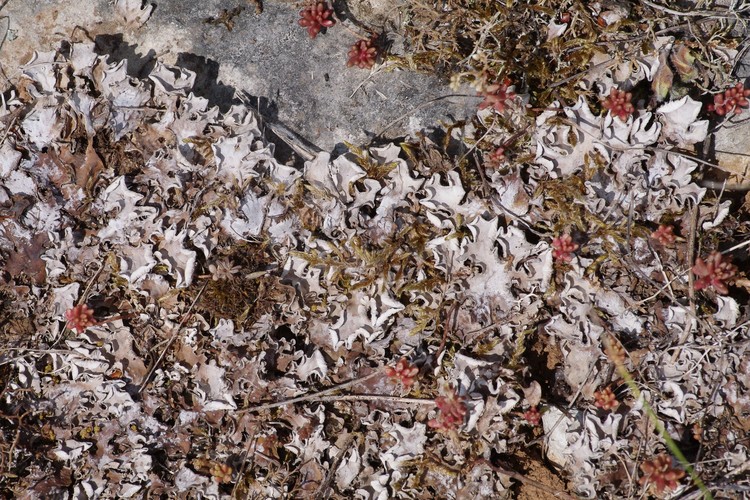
[235,368,385,413]
[722,237,750,254]
[0,116,15,147]
[468,458,577,500]
[435,302,459,365]
[315,432,357,498]
[641,0,740,18]
[51,261,106,349]
[137,281,208,393]
[231,426,258,498]
[309,394,435,405]
[374,94,481,138]
[671,204,698,363]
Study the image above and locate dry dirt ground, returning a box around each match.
[2,1,750,499]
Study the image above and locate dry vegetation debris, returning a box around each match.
[1,0,750,499]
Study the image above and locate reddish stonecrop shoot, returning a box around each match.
[484,146,506,167]
[594,386,619,411]
[639,453,686,494]
[551,233,579,263]
[692,251,738,295]
[523,406,541,426]
[707,83,750,116]
[385,358,419,389]
[210,462,233,484]
[603,335,627,367]
[65,304,97,333]
[298,2,336,39]
[428,386,467,431]
[650,224,676,246]
[478,78,516,113]
[347,37,378,69]
[602,88,635,121]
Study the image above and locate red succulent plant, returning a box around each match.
[478,78,516,113]
[65,304,97,333]
[298,2,336,39]
[347,37,378,69]
[692,251,738,295]
[639,453,685,494]
[602,88,635,121]
[707,82,750,116]
[551,233,579,263]
[385,357,419,389]
[428,385,467,431]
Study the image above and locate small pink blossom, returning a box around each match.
[551,233,579,263]
[428,386,467,431]
[692,251,737,294]
[298,2,336,39]
[708,83,750,116]
[484,146,506,167]
[385,358,419,388]
[594,386,619,411]
[523,406,541,426]
[65,304,96,333]
[478,78,516,113]
[602,88,635,121]
[639,453,686,494]
[347,37,378,69]
[651,224,676,246]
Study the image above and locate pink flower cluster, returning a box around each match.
[65,304,96,333]
[639,453,685,494]
[707,83,750,116]
[385,358,419,388]
[551,233,579,263]
[523,406,541,426]
[650,224,676,246]
[428,386,467,431]
[298,2,336,39]
[594,386,619,411]
[692,251,738,295]
[478,78,516,113]
[347,37,378,69]
[602,88,635,121]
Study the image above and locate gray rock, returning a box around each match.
[0,0,477,154]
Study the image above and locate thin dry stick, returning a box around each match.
[315,433,357,498]
[0,116,15,147]
[469,458,577,500]
[671,203,698,363]
[138,281,208,393]
[235,368,385,413]
[375,94,481,137]
[51,261,106,348]
[312,394,435,405]
[641,0,741,18]
[231,427,258,499]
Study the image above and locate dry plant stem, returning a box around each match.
[720,236,750,255]
[308,394,435,405]
[236,368,385,413]
[641,0,740,18]
[138,281,208,393]
[671,204,698,363]
[614,362,712,499]
[468,458,577,500]
[0,116,15,147]
[375,94,481,137]
[52,261,105,348]
[316,432,356,498]
[231,429,258,499]
[435,302,459,365]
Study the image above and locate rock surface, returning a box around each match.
[0,0,474,153]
